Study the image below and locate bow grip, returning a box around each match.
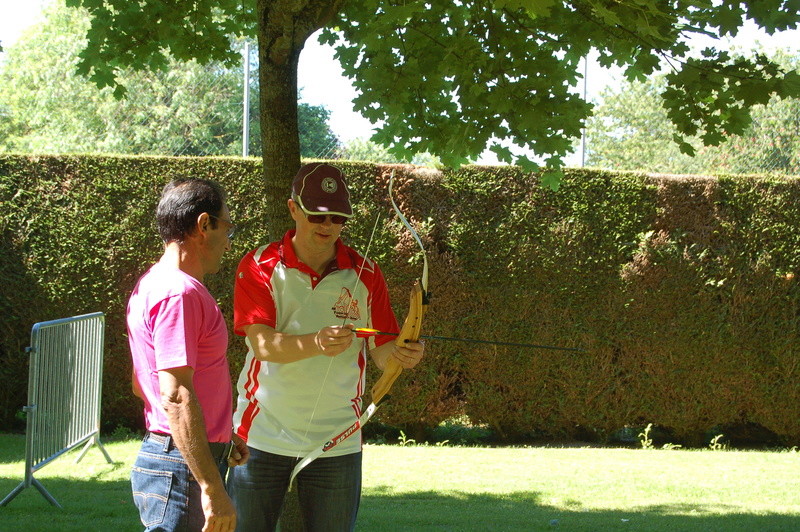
[371,280,425,404]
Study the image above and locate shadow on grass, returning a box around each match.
[358,488,799,532]
[0,433,26,465]
[1,473,797,532]
[0,476,140,532]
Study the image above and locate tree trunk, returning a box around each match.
[256,0,346,242]
[255,3,348,530]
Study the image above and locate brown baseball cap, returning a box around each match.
[291,163,353,217]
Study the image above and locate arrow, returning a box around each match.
[354,328,584,352]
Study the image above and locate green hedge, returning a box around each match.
[2,155,799,447]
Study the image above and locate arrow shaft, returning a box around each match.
[421,333,582,352]
[355,328,582,352]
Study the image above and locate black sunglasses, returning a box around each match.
[294,201,349,225]
[304,212,349,225]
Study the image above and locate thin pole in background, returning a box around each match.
[242,40,251,158]
[580,55,588,167]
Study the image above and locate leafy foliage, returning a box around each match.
[61,0,800,191]
[0,3,337,159]
[64,0,253,99]
[663,51,800,155]
[586,51,800,174]
[298,101,340,158]
[325,0,800,183]
[325,1,590,182]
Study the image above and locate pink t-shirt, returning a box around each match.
[127,262,232,443]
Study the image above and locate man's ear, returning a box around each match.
[196,212,212,238]
[288,199,302,221]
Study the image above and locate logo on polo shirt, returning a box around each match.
[332,287,361,320]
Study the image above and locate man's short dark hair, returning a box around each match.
[156,178,226,243]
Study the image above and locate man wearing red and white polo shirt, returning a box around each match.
[227,163,425,531]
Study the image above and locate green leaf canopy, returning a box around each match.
[62,0,800,190]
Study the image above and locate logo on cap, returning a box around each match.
[321,177,338,194]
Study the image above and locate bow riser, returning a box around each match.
[370,279,426,405]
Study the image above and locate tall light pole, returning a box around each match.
[580,54,588,167]
[242,40,251,158]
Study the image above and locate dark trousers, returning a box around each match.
[227,446,362,532]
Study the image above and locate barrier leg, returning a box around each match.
[32,478,61,508]
[74,439,93,463]
[0,478,61,508]
[74,434,113,464]
[95,437,114,464]
[0,482,26,507]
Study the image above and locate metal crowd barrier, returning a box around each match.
[1,312,113,508]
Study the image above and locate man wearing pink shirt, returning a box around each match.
[127,178,249,532]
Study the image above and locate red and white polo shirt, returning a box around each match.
[232,230,399,457]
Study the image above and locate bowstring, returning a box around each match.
[389,170,428,291]
[296,211,383,461]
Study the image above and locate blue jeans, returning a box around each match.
[227,447,362,532]
[131,436,230,531]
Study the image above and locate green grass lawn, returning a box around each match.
[0,433,798,531]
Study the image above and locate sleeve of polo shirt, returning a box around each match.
[151,291,202,370]
[234,250,277,336]
[370,262,401,348]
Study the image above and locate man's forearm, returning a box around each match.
[246,323,355,363]
[159,367,236,531]
[163,388,227,493]
[369,341,394,370]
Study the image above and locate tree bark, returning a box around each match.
[257,0,345,242]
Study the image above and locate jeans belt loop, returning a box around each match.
[145,431,173,452]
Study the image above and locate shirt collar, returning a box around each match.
[279,229,356,274]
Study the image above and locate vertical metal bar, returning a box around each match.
[23,342,37,488]
[242,40,251,158]
[580,55,588,167]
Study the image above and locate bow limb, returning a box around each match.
[370,169,430,405]
[289,401,380,487]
